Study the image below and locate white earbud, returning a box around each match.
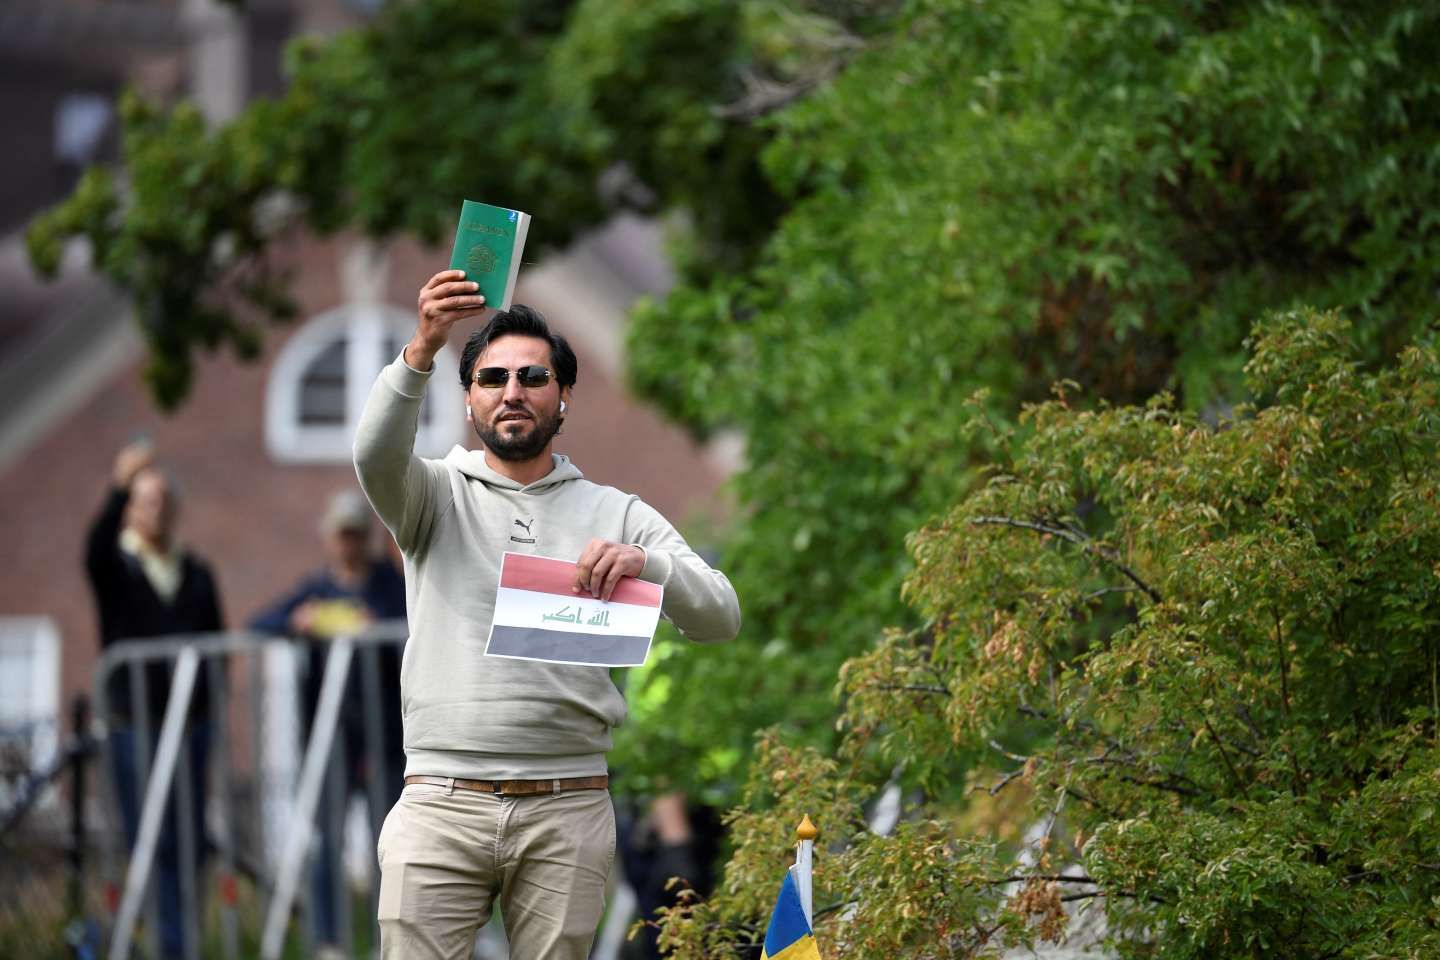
[465,407,472,420]
[559,400,567,413]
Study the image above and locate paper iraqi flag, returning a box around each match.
[485,552,664,667]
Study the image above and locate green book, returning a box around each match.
[447,199,531,311]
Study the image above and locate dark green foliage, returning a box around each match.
[659,312,1440,957]
[25,0,848,408]
[618,0,1440,800]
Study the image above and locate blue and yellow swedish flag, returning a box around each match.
[759,868,821,960]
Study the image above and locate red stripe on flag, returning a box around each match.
[500,553,662,607]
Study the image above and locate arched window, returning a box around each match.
[265,304,464,463]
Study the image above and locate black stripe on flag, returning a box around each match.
[486,626,653,667]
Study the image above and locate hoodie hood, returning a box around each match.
[444,446,584,493]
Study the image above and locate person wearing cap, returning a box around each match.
[353,274,741,960]
[249,488,406,955]
[252,490,406,641]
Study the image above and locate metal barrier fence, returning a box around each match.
[91,622,409,960]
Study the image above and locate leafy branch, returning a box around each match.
[970,516,1163,604]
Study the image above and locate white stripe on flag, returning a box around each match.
[490,586,664,638]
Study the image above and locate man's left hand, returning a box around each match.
[573,539,645,601]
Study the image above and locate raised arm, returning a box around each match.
[353,271,487,553]
[85,442,152,586]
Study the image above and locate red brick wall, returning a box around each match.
[0,231,726,728]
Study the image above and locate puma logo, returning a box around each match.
[511,518,536,544]
[514,518,534,534]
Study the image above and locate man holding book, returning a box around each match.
[354,269,741,960]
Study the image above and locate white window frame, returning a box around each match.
[265,303,465,463]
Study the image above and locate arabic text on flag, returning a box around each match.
[485,552,663,667]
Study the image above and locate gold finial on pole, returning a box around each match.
[796,814,818,841]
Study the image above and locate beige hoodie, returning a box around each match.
[354,354,741,779]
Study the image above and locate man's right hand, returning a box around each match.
[407,270,488,371]
[112,441,154,490]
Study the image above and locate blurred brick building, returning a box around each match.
[0,0,733,784]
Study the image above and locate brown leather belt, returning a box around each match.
[403,774,609,796]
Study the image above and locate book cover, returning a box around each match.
[447,199,531,312]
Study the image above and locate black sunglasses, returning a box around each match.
[473,365,553,389]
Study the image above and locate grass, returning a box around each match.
[0,848,379,960]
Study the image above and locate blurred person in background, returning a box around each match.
[249,488,405,955]
[617,792,723,960]
[86,440,224,959]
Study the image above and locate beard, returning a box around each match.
[474,405,563,461]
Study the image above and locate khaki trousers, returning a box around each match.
[376,782,615,960]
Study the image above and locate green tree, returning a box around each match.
[655,310,1440,958]
[25,1,1440,800]
[21,0,845,407]
[619,0,1440,798]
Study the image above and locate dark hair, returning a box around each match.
[457,304,578,390]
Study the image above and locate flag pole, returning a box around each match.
[794,814,818,928]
